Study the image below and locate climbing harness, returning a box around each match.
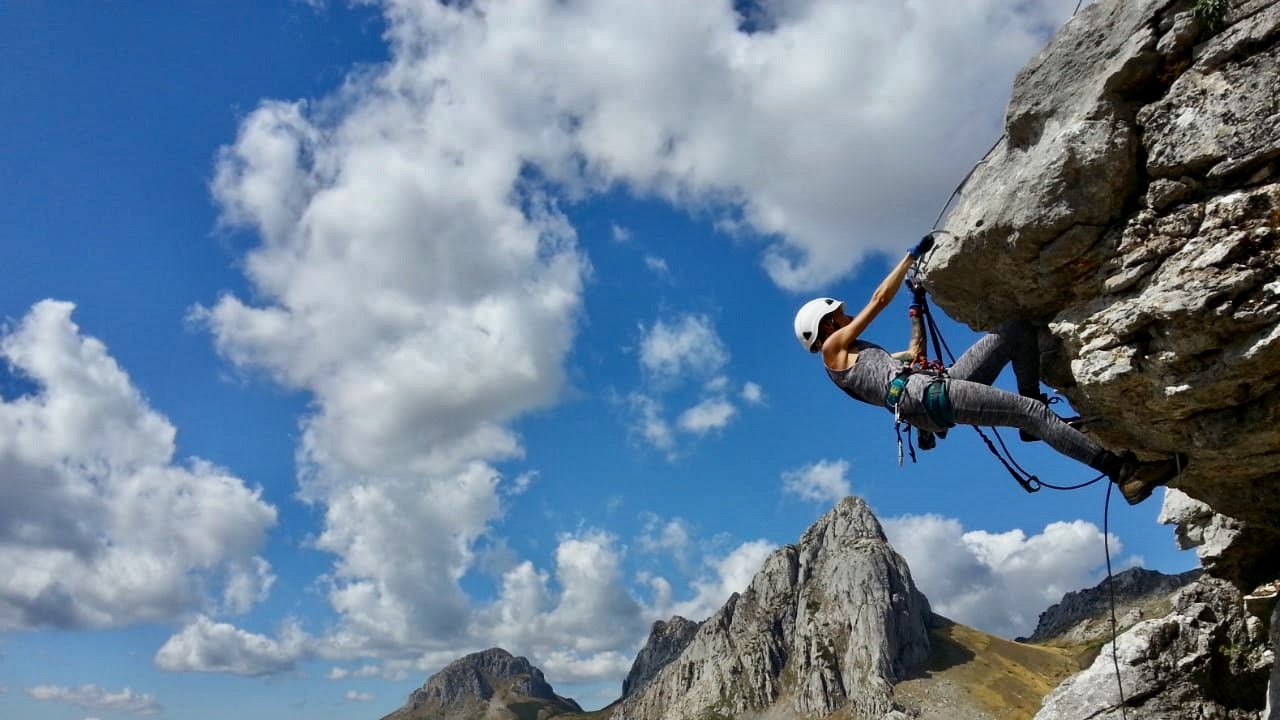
[882,365,953,425]
[883,358,953,466]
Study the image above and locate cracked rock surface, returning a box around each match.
[931,0,1280,591]
[1034,577,1271,720]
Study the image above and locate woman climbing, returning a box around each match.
[793,236,1183,504]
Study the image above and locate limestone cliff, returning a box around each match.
[610,497,932,720]
[928,0,1280,713]
[1034,576,1271,720]
[931,0,1280,590]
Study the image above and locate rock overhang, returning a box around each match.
[928,0,1279,588]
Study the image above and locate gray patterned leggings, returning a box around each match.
[912,321,1104,467]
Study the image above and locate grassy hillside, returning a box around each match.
[889,616,1082,720]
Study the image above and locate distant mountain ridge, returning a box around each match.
[374,498,1101,720]
[1018,566,1201,645]
[379,647,581,720]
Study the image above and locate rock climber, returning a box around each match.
[793,236,1183,504]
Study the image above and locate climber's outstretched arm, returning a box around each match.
[822,251,915,367]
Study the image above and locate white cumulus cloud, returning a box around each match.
[883,514,1127,638]
[781,459,852,504]
[638,315,726,383]
[627,393,676,454]
[327,665,381,681]
[180,0,1080,684]
[643,255,671,279]
[678,397,738,434]
[25,684,160,716]
[332,0,1068,291]
[630,316,756,454]
[478,530,649,666]
[638,515,694,558]
[154,616,310,676]
[0,301,276,631]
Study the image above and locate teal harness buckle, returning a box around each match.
[884,375,908,408]
[883,373,955,429]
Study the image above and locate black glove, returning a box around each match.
[909,234,935,258]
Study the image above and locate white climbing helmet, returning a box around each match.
[794,297,844,352]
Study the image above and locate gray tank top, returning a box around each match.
[825,341,904,406]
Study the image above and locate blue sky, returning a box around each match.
[1,1,1196,718]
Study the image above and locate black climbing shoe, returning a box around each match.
[1112,452,1187,505]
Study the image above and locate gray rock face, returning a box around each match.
[1034,577,1271,720]
[382,647,581,720]
[1019,567,1200,645]
[621,616,701,698]
[609,497,931,720]
[930,0,1280,591]
[928,1,1280,710]
[1159,489,1244,562]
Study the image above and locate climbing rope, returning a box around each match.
[1103,481,1132,719]
[911,275,1131,714]
[929,138,1003,231]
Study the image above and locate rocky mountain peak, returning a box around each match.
[380,647,581,720]
[611,497,932,720]
[621,616,701,698]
